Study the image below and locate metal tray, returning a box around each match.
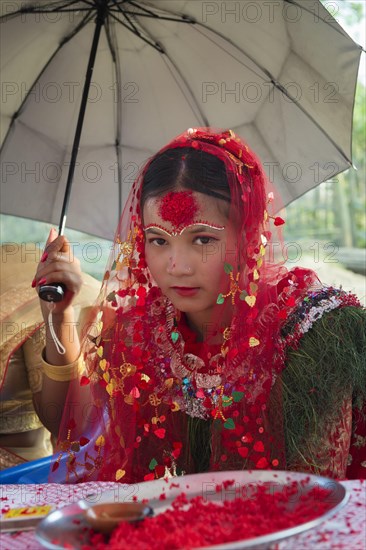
[36,470,349,549]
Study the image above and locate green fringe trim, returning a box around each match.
[281,305,366,471]
[187,416,212,473]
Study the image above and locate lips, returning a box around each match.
[171,286,200,297]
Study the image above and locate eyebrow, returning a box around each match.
[145,227,166,235]
[188,225,224,233]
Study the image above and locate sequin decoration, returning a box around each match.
[281,287,361,350]
[158,191,199,233]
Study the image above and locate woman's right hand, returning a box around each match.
[34,227,83,317]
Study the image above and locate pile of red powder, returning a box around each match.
[86,480,333,550]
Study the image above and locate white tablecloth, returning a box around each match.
[0,480,365,549]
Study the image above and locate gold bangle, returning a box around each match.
[41,348,83,382]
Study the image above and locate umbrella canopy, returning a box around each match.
[0,0,362,240]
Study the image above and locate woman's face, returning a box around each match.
[143,190,236,328]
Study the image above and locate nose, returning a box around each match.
[166,255,193,276]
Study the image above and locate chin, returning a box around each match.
[167,294,200,309]
[172,300,211,315]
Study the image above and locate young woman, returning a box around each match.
[33,128,365,483]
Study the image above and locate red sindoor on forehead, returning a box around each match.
[158,191,199,229]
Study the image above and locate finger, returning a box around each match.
[41,228,59,261]
[45,235,71,258]
[40,266,81,282]
[45,227,58,247]
[36,271,82,295]
[60,235,70,255]
[35,258,81,281]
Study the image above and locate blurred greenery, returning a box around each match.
[285,81,366,249]
[341,1,364,25]
[285,1,365,251]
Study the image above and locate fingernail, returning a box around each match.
[31,278,37,288]
[38,277,47,285]
[41,252,48,262]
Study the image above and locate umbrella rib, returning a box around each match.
[104,18,117,63]
[111,0,141,36]
[191,23,354,165]
[286,0,364,43]
[193,24,271,83]
[79,0,98,7]
[21,0,80,10]
[112,0,188,50]
[0,11,94,156]
[119,0,195,23]
[161,55,210,126]
[0,0,93,17]
[47,0,89,10]
[133,17,209,126]
[104,20,124,221]
[268,82,354,165]
[13,8,95,14]
[108,11,164,52]
[0,7,93,20]
[32,0,90,10]
[58,10,96,44]
[110,10,193,23]
[110,10,195,25]
[123,0,163,18]
[130,0,195,23]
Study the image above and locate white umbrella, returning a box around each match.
[0,0,362,240]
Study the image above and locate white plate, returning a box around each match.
[36,470,349,550]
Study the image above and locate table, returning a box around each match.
[0,480,365,549]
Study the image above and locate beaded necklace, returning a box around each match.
[163,302,236,420]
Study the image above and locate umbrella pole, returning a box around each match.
[39,4,107,303]
[58,4,107,236]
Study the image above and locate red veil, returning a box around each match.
[52,128,324,483]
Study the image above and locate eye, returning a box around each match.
[194,236,218,245]
[148,237,167,247]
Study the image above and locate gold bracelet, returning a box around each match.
[41,348,83,382]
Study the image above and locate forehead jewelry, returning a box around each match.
[158,191,199,233]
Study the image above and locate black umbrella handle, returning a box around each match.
[38,283,66,303]
[38,224,66,302]
[38,225,66,302]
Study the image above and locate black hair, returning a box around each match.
[140,147,231,209]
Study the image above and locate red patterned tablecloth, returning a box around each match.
[0,480,365,549]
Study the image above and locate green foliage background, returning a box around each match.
[285,1,365,249]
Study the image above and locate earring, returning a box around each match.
[216,263,246,305]
[266,192,285,226]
